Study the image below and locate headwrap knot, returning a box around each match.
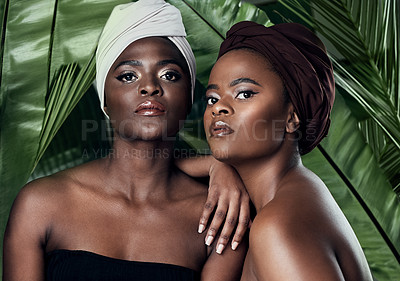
[218,21,335,154]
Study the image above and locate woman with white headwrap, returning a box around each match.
[3,1,247,280]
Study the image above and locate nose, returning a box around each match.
[139,76,162,96]
[212,100,233,117]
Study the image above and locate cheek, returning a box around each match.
[243,112,286,142]
[163,85,191,135]
[203,108,212,134]
[105,79,135,112]
[230,108,287,157]
[106,92,134,119]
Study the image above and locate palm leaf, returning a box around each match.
[34,54,95,168]
[1,0,58,251]
[30,85,109,180]
[312,94,400,280]
[281,0,400,191]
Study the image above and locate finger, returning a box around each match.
[215,200,240,254]
[231,200,251,250]
[204,202,228,247]
[198,195,218,233]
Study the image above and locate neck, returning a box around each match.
[232,143,301,213]
[100,136,176,201]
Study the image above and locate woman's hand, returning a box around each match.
[200,160,250,254]
[175,155,250,254]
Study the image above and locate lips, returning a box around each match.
[210,120,234,137]
[135,100,166,116]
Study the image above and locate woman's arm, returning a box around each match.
[201,234,248,281]
[176,155,250,253]
[3,183,49,281]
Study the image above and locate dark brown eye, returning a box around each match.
[116,72,137,83]
[161,71,181,81]
[206,96,219,105]
[236,91,257,100]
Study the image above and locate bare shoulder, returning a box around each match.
[7,160,102,229]
[3,160,103,280]
[250,166,339,243]
[246,166,372,281]
[14,161,93,205]
[172,166,208,200]
[3,168,75,258]
[9,179,58,229]
[12,172,70,213]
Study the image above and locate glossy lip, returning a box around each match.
[210,120,234,137]
[134,100,166,116]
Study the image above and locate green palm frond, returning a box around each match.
[35,53,95,168]
[303,92,400,279]
[314,93,400,280]
[282,0,400,191]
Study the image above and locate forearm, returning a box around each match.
[175,154,216,178]
[200,237,247,281]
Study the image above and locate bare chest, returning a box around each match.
[46,198,207,270]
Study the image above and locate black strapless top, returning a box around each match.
[45,250,200,281]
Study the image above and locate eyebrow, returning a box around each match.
[206,84,219,91]
[230,78,261,87]
[114,59,184,71]
[206,77,261,92]
[157,59,184,69]
[114,60,142,70]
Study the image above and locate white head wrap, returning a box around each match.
[96,0,196,117]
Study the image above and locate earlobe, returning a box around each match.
[286,107,300,134]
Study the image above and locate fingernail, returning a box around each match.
[216,244,224,254]
[198,224,205,233]
[231,241,239,251]
[205,236,213,246]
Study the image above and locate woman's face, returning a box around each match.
[204,49,291,163]
[104,37,191,141]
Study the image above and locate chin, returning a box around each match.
[210,146,234,163]
[118,129,161,141]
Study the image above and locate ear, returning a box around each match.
[103,95,108,114]
[286,104,300,134]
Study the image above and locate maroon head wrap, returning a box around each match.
[218,21,335,154]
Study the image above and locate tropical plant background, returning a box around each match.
[0,0,399,279]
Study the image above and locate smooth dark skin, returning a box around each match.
[202,49,373,281]
[3,38,246,281]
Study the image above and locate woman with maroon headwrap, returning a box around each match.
[180,21,373,280]
[205,20,374,280]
